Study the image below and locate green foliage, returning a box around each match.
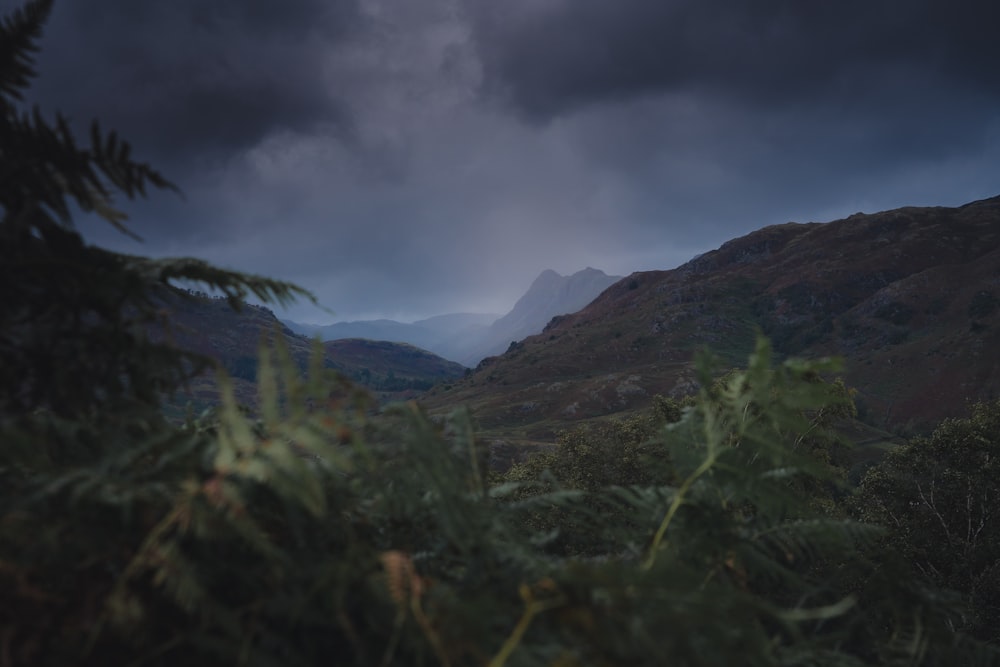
[854,400,1000,643]
[497,396,687,555]
[504,395,687,494]
[6,325,999,665]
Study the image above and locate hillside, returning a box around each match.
[285,318,440,348]
[322,338,469,394]
[157,294,465,410]
[421,196,1000,443]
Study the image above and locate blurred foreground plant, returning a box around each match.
[6,335,997,665]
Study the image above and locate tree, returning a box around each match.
[854,400,1000,642]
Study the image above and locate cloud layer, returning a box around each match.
[7,0,999,322]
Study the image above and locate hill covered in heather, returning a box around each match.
[421,195,1000,443]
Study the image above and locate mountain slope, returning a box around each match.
[422,196,1000,441]
[158,295,465,410]
[322,338,468,393]
[283,318,440,350]
[284,313,499,365]
[455,267,623,365]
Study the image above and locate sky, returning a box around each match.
[9,0,1000,323]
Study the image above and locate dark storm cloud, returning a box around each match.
[465,0,1000,119]
[4,0,998,323]
[17,0,361,165]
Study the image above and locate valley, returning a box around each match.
[164,195,1000,471]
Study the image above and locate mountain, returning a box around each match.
[421,195,1000,444]
[282,268,620,366]
[283,318,434,349]
[282,313,498,364]
[322,338,469,394]
[412,312,500,332]
[157,294,466,411]
[456,268,623,366]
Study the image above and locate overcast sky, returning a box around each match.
[10,0,1000,322]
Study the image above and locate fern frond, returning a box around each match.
[0,0,51,104]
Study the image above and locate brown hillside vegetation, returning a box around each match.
[422,195,1000,443]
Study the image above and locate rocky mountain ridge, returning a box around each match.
[421,195,1000,443]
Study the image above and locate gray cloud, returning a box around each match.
[465,0,1000,119]
[5,0,999,324]
[21,0,360,166]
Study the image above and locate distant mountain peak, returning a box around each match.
[529,269,563,288]
[477,267,622,364]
